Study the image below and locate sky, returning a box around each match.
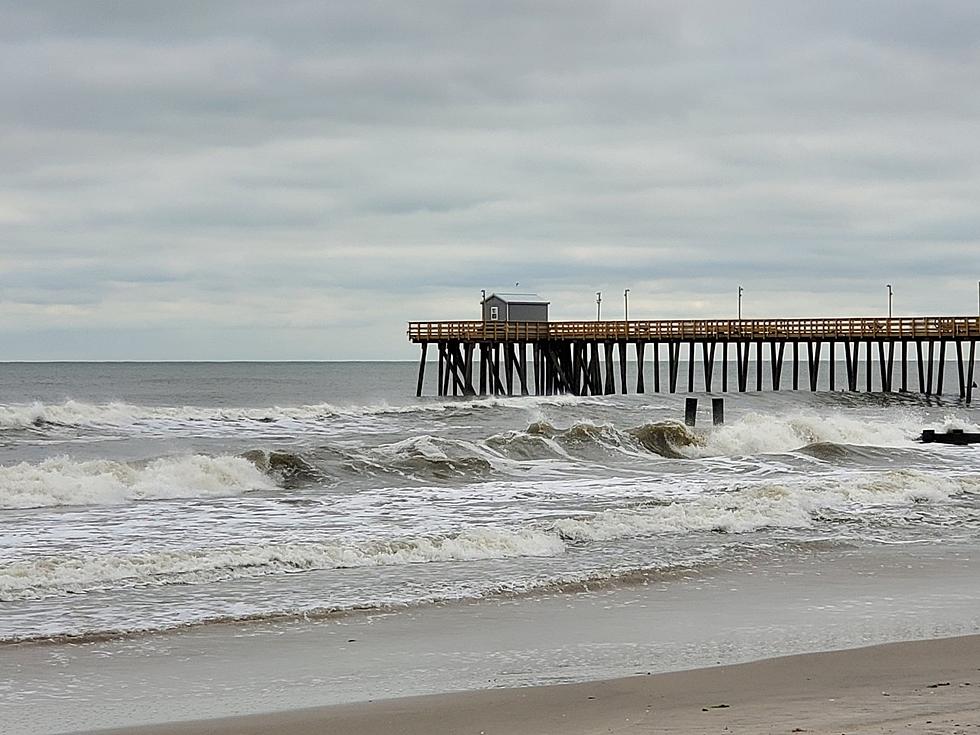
[2,1,978,360]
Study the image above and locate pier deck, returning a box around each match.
[408,316,979,401]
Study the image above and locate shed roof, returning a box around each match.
[486,292,550,304]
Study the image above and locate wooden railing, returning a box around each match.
[408,317,980,342]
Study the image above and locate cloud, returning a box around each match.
[1,1,978,359]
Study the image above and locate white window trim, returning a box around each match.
[490,306,499,320]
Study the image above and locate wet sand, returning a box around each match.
[82,634,980,735]
[7,545,980,735]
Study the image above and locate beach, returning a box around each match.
[79,634,980,735]
[7,532,980,734]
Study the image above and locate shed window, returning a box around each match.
[490,306,499,320]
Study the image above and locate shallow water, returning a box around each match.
[0,361,978,642]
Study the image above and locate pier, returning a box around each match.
[408,316,980,402]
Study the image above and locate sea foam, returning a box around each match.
[552,470,978,541]
[0,455,276,510]
[0,527,567,601]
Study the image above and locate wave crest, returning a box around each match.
[0,455,277,510]
[0,527,566,601]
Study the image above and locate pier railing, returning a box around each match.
[408,316,980,343]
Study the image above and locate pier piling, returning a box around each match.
[685,398,698,427]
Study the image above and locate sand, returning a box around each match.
[80,634,980,735]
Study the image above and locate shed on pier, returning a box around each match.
[482,293,549,322]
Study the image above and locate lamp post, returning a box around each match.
[738,286,743,320]
[886,284,893,319]
[481,289,486,321]
[624,289,630,322]
[596,291,602,321]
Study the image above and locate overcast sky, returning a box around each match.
[2,1,978,360]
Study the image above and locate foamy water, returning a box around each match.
[0,361,977,642]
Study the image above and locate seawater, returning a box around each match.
[1,361,978,643]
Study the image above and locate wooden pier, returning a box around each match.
[408,317,980,402]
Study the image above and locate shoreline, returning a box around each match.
[7,542,980,735]
[80,634,980,735]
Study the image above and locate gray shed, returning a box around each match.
[482,293,549,322]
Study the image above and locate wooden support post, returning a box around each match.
[484,344,493,396]
[562,344,576,395]
[517,343,529,396]
[688,340,696,393]
[571,342,582,395]
[449,342,471,396]
[540,344,550,396]
[668,342,681,393]
[702,342,716,392]
[493,344,502,395]
[503,343,514,396]
[448,343,457,396]
[916,340,926,394]
[653,342,661,393]
[755,341,763,391]
[636,342,646,393]
[936,340,946,396]
[865,340,872,392]
[828,341,836,391]
[492,345,505,396]
[442,342,455,396]
[580,344,587,396]
[437,342,446,396]
[483,344,491,396]
[552,343,576,394]
[722,342,728,392]
[844,340,858,391]
[416,343,428,397]
[901,341,908,392]
[463,343,476,396]
[770,341,785,390]
[685,397,698,427]
[877,341,888,393]
[792,342,799,390]
[736,341,749,392]
[926,340,935,395]
[604,342,615,394]
[589,342,602,396]
[542,343,550,396]
[619,342,628,394]
[886,340,895,394]
[957,340,966,398]
[968,341,976,404]
[807,341,822,391]
[735,341,743,392]
[531,342,541,396]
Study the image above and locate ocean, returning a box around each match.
[2,360,978,649]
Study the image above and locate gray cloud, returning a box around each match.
[1,1,978,359]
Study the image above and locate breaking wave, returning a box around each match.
[0,396,608,432]
[0,455,277,510]
[552,470,978,541]
[2,469,973,602]
[0,528,566,601]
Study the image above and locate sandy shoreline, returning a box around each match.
[79,634,980,735]
[7,543,978,735]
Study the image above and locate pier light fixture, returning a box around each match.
[738,286,743,320]
[624,289,630,322]
[887,284,893,319]
[596,291,602,321]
